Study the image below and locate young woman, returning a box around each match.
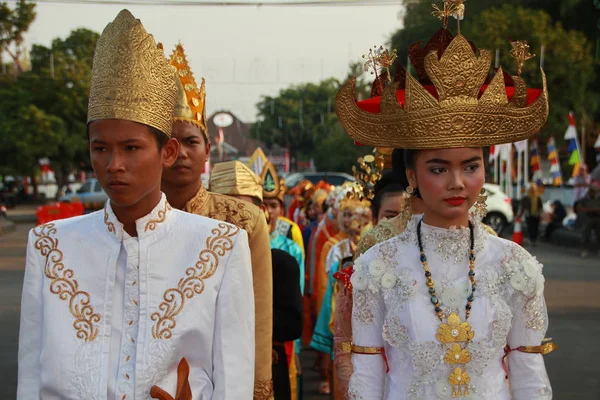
[335,16,554,399]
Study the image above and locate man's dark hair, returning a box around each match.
[371,170,405,217]
[86,122,169,151]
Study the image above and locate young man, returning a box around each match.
[17,10,255,400]
[161,43,273,399]
[208,161,304,400]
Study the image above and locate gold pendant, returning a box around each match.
[448,367,470,398]
[444,343,471,364]
[436,313,475,343]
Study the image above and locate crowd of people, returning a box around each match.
[16,3,567,399]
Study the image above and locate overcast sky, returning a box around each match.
[21,2,403,122]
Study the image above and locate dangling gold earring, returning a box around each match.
[400,185,416,226]
[472,187,488,219]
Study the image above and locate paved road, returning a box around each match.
[1,223,599,398]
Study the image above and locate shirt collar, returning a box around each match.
[103,193,173,241]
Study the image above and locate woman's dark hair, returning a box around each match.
[86,123,169,151]
[371,170,406,217]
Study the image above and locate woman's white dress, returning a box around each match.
[348,216,552,399]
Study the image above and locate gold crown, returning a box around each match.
[170,43,208,138]
[87,10,177,136]
[209,161,263,202]
[336,34,549,149]
[261,162,285,203]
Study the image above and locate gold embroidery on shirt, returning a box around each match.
[253,379,274,400]
[151,222,240,339]
[145,201,172,232]
[104,207,116,233]
[33,223,101,341]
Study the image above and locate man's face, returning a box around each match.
[264,198,283,224]
[162,121,210,187]
[89,119,178,209]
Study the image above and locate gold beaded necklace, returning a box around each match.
[417,219,476,398]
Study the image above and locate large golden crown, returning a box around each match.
[87,10,177,136]
[336,33,548,149]
[170,43,208,138]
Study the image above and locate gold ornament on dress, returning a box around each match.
[87,10,177,137]
[150,223,240,339]
[336,34,548,149]
[170,43,208,138]
[33,223,101,341]
[145,201,172,232]
[436,313,475,343]
[253,379,274,400]
[510,40,535,76]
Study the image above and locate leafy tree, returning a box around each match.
[251,63,372,172]
[0,0,36,75]
[0,27,99,197]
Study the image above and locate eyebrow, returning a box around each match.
[90,138,144,145]
[425,156,482,165]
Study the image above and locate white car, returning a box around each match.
[479,183,514,235]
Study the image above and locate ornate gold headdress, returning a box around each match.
[260,162,286,203]
[169,43,208,139]
[87,10,177,137]
[351,148,389,201]
[336,3,548,149]
[209,161,263,202]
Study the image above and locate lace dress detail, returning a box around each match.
[349,215,552,400]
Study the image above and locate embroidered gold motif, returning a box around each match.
[253,379,274,400]
[104,207,116,233]
[145,201,172,232]
[436,313,474,343]
[151,222,240,339]
[33,223,101,341]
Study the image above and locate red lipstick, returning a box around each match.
[444,197,466,206]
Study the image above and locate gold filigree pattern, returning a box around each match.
[87,10,177,137]
[444,343,472,364]
[104,207,116,233]
[436,313,474,343]
[145,201,172,232]
[336,33,549,149]
[253,379,274,400]
[510,40,535,76]
[33,223,101,341]
[151,222,240,339]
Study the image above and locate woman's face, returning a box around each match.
[406,148,485,227]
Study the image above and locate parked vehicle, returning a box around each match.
[284,172,355,188]
[480,183,514,235]
[59,178,107,211]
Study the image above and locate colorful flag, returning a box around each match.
[564,112,581,176]
[547,136,562,186]
[530,139,541,174]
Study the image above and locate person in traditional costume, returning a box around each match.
[287,179,315,231]
[160,44,273,399]
[261,163,305,252]
[336,3,556,398]
[210,161,304,400]
[208,161,304,400]
[302,188,329,254]
[311,179,372,396]
[18,10,255,399]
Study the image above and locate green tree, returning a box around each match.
[0,0,36,75]
[251,62,372,172]
[462,5,596,144]
[0,27,99,197]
